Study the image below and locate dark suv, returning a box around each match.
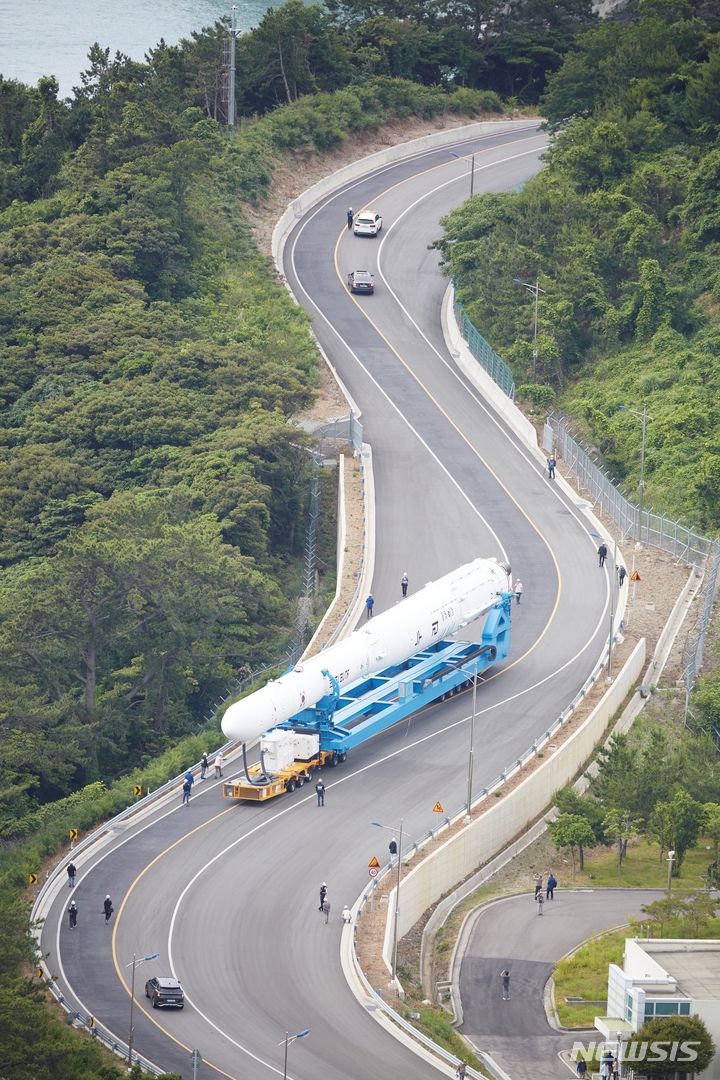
[145,976,184,1009]
[347,270,374,294]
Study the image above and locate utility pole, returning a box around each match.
[470,153,475,196]
[227,6,238,133]
[464,662,478,823]
[639,403,648,543]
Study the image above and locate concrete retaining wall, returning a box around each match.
[383,637,646,968]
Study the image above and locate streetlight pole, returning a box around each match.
[513,277,546,381]
[464,662,478,823]
[667,850,675,892]
[125,952,159,1066]
[371,819,404,989]
[607,536,618,682]
[280,1028,310,1080]
[448,151,475,197]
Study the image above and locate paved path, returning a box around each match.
[457,889,663,1079]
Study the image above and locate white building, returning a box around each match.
[596,939,720,1078]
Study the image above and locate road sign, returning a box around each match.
[433,802,444,813]
[133,785,142,797]
[37,966,45,980]
[630,571,641,581]
[69,828,78,840]
[369,866,379,878]
[88,1016,95,1029]
[368,856,380,868]
[29,873,38,886]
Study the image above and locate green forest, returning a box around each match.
[2,0,720,1073]
[434,0,720,531]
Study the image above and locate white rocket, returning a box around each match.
[221,557,511,745]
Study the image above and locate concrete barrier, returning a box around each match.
[442,283,542,456]
[272,119,541,272]
[382,637,646,969]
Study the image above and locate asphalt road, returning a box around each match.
[459,890,664,1079]
[42,122,619,1080]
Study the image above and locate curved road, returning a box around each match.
[458,889,664,1079]
[42,124,618,1080]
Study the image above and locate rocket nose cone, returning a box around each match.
[221,695,268,744]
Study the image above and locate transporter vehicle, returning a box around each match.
[348,269,374,294]
[145,977,184,1009]
[222,558,513,804]
[353,210,383,236]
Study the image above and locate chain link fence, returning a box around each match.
[546,413,720,731]
[454,295,516,401]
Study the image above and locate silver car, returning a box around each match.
[353,211,383,237]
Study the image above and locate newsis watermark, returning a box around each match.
[571,1040,701,1064]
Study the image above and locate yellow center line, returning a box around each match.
[111,805,242,1080]
[333,133,561,673]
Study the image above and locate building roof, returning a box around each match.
[647,950,720,997]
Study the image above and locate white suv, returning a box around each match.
[354,211,383,237]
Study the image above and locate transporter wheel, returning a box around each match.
[338,752,347,763]
[305,767,314,782]
[296,775,305,788]
[285,778,296,793]
[327,752,338,768]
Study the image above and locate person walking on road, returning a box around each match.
[68,900,78,929]
[576,1057,588,1078]
[316,778,325,806]
[456,1060,467,1080]
[401,572,408,598]
[598,543,608,568]
[322,895,331,923]
[182,776,192,805]
[500,969,510,1000]
[618,564,627,585]
[319,883,327,911]
[389,837,398,862]
[546,873,556,899]
[547,456,556,480]
[214,751,224,779]
[200,752,209,779]
[611,1056,619,1080]
[67,862,76,888]
[537,892,545,915]
[347,208,353,229]
[342,905,352,923]
[514,580,523,604]
[103,895,114,925]
[533,872,543,898]
[365,594,374,619]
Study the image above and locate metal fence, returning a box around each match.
[547,414,719,567]
[454,296,516,401]
[546,413,720,726]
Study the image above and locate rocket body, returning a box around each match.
[221,557,511,745]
